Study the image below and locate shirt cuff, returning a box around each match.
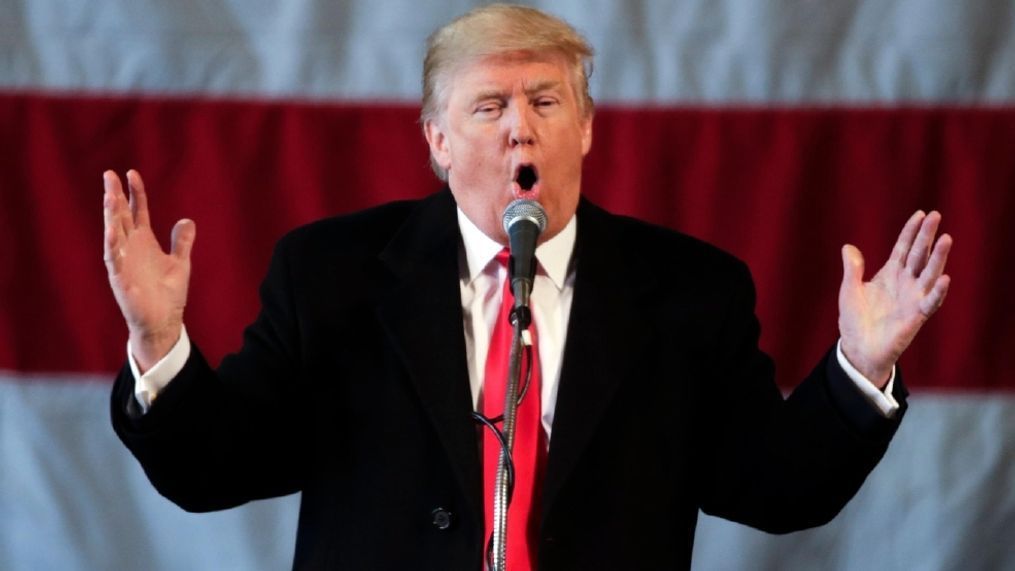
[127,325,191,413]
[835,339,900,418]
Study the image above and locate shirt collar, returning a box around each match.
[457,207,576,291]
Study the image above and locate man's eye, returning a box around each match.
[475,103,502,116]
[535,98,558,107]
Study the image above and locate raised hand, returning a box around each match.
[838,211,952,388]
[103,170,196,372]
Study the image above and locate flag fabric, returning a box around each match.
[2,1,1013,569]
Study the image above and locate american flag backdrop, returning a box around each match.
[1,1,1014,569]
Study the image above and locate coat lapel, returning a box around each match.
[374,190,483,520]
[541,199,655,520]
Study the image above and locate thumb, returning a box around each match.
[841,244,865,286]
[170,219,197,261]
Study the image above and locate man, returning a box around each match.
[106,4,952,570]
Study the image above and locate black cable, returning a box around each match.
[470,412,516,497]
[483,333,534,424]
[472,411,516,571]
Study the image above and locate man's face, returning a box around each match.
[424,53,593,244]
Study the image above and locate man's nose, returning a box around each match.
[508,105,535,147]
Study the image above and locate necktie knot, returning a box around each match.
[495,247,510,269]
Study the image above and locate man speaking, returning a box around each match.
[106,4,952,570]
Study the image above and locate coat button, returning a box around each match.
[431,507,453,530]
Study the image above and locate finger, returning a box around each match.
[919,274,951,317]
[841,244,865,286]
[103,171,127,272]
[890,210,926,267]
[106,170,135,237]
[905,210,941,276]
[918,233,953,291]
[170,219,197,262]
[127,169,151,229]
[102,217,125,274]
[102,170,123,227]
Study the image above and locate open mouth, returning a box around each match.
[515,164,539,191]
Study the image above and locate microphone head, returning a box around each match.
[502,199,548,236]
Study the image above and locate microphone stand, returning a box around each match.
[490,306,530,571]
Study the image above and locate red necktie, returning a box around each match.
[483,249,546,570]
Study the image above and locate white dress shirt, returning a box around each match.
[456,208,576,440]
[130,209,899,424]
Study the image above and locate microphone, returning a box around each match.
[501,199,548,322]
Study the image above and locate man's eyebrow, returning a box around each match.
[470,89,508,104]
[524,79,562,95]
[475,80,563,97]
[467,80,564,107]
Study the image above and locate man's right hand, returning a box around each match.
[103,169,196,373]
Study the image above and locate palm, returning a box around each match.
[103,170,196,366]
[838,211,952,386]
[108,222,189,331]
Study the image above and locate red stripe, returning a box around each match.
[2,92,1012,389]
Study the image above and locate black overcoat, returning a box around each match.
[112,190,906,570]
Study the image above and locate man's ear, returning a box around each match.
[580,113,594,156]
[424,119,452,171]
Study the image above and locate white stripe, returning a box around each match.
[3,0,1014,103]
[0,374,298,571]
[3,373,1014,569]
[693,393,1015,571]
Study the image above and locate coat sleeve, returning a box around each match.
[695,259,907,534]
[110,232,310,513]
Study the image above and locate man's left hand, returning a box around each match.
[838,210,953,388]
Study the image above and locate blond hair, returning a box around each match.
[421,4,595,178]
